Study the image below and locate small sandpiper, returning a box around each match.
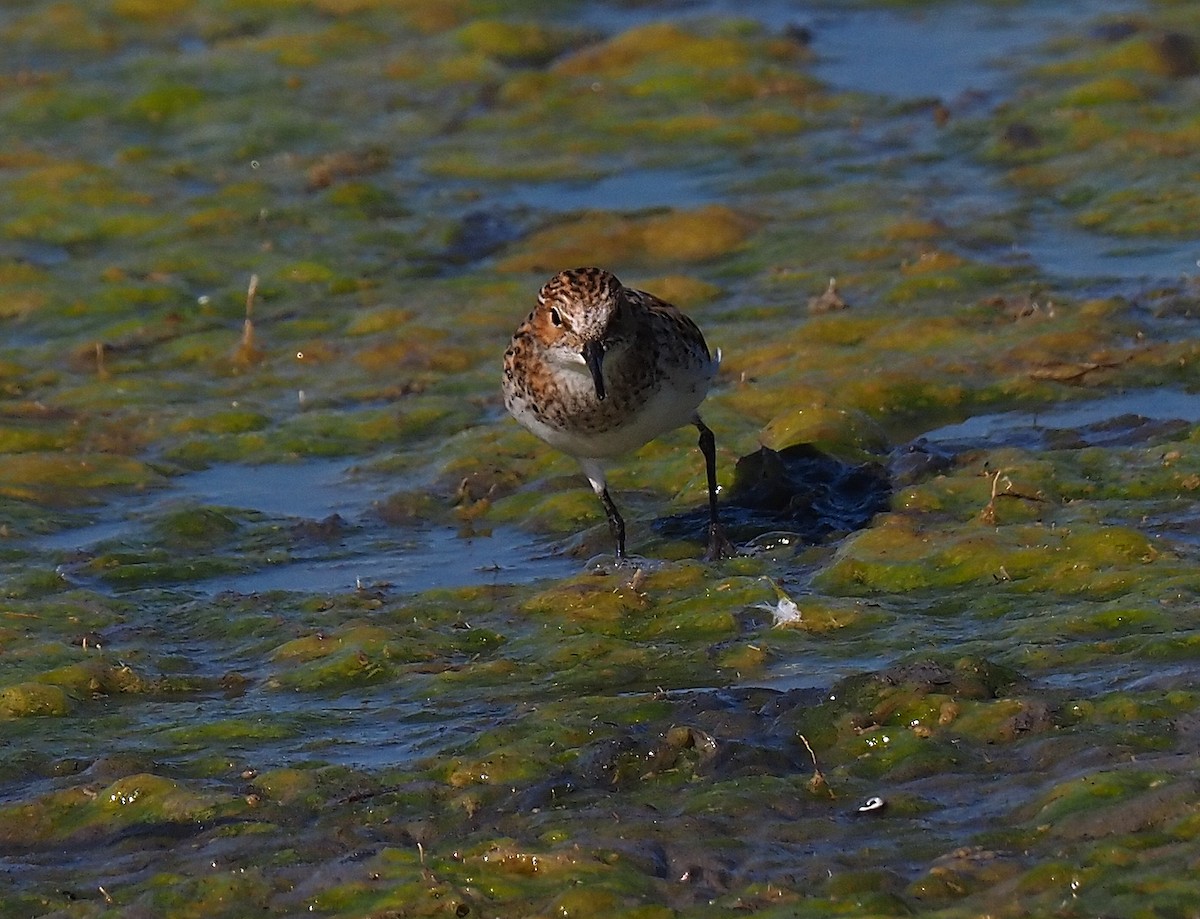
[503,266,732,560]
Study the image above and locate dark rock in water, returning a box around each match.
[833,656,1028,707]
[875,657,1025,698]
[658,442,889,547]
[575,735,653,789]
[1091,19,1140,43]
[1153,32,1200,79]
[443,210,525,265]
[727,443,889,538]
[1001,121,1041,150]
[509,772,579,811]
[1073,413,1191,448]
[291,513,346,542]
[783,23,813,47]
[889,439,955,486]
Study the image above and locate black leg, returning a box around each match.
[695,419,734,560]
[696,420,720,527]
[599,487,626,559]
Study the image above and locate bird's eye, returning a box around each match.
[549,308,563,327]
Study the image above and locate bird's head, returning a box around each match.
[533,266,629,401]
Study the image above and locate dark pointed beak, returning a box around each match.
[582,340,607,401]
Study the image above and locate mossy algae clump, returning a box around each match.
[496,205,757,273]
[0,682,72,718]
[961,10,1200,239]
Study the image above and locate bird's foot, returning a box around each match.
[702,523,738,562]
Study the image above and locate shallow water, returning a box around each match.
[1023,215,1199,281]
[474,0,1199,292]
[38,460,576,595]
[791,1,1142,98]
[581,0,1142,97]
[497,166,722,212]
[923,387,1200,442]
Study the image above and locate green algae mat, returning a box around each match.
[3,0,1200,916]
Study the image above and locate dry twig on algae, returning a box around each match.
[799,734,834,798]
[979,467,1046,526]
[94,341,109,379]
[232,273,265,367]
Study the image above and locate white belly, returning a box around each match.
[513,358,716,460]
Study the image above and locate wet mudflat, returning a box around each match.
[2,0,1200,915]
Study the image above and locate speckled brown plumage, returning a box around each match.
[503,266,732,560]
